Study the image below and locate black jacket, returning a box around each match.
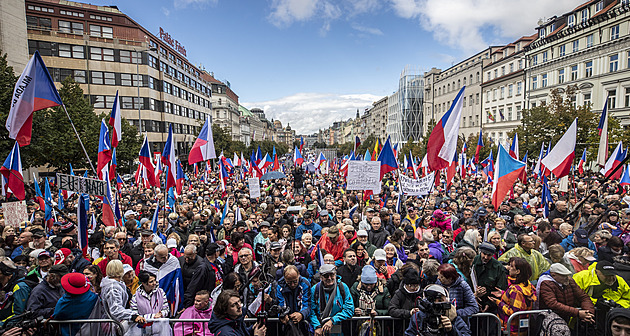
[368,227,390,249]
[388,283,422,319]
[183,258,219,307]
[179,255,203,289]
[337,263,361,289]
[128,243,145,268]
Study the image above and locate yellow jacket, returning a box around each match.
[573,262,630,308]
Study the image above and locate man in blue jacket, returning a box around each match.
[310,264,354,336]
[561,228,598,257]
[295,212,322,242]
[277,265,311,335]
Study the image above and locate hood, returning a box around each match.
[613,256,630,271]
[606,308,630,336]
[208,312,238,331]
[433,209,445,220]
[101,277,125,290]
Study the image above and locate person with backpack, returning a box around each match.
[309,264,354,336]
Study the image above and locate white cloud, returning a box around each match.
[243,92,382,135]
[352,23,384,36]
[390,0,577,52]
[161,7,171,16]
[268,0,320,27]
[173,0,217,9]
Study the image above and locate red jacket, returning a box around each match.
[97,251,133,275]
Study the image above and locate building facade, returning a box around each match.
[526,0,630,128]
[387,67,424,146]
[481,35,536,146]
[202,71,240,142]
[23,0,214,160]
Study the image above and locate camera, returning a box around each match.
[0,311,44,334]
[414,285,453,336]
[268,304,291,318]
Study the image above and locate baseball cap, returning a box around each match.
[38,250,52,259]
[366,208,376,213]
[326,229,339,238]
[478,209,488,216]
[167,238,177,248]
[54,248,72,265]
[123,264,134,275]
[574,228,589,245]
[596,261,616,276]
[259,221,271,227]
[270,242,282,250]
[124,210,138,218]
[357,229,368,237]
[343,225,354,233]
[373,249,386,261]
[31,229,45,238]
[319,210,329,217]
[549,263,572,276]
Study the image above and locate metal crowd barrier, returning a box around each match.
[504,309,551,336]
[48,318,125,336]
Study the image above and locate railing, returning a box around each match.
[46,310,595,336]
[48,318,125,336]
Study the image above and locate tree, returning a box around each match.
[0,51,18,156]
[508,86,627,163]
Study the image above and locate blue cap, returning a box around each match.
[361,265,377,284]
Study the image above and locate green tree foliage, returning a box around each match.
[210,124,289,159]
[0,57,141,173]
[0,52,18,156]
[508,86,627,162]
[462,132,497,162]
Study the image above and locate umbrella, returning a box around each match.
[260,171,287,181]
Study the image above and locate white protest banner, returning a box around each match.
[3,201,27,228]
[399,172,435,196]
[248,177,261,198]
[347,161,381,192]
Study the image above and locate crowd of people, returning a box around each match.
[0,162,629,336]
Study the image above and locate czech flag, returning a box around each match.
[219,160,228,195]
[601,141,625,179]
[509,133,519,159]
[116,173,124,191]
[293,146,304,166]
[620,165,630,186]
[491,144,526,209]
[101,171,116,226]
[188,116,217,164]
[33,173,45,210]
[97,119,112,180]
[315,152,327,169]
[161,124,177,191]
[446,152,458,188]
[109,148,117,178]
[377,136,398,179]
[139,134,157,187]
[150,202,160,233]
[355,136,361,151]
[577,150,587,174]
[258,153,273,170]
[540,176,554,217]
[176,160,185,195]
[300,136,305,152]
[108,91,122,148]
[541,118,577,179]
[44,177,53,228]
[474,128,483,164]
[427,87,465,171]
[0,142,25,200]
[6,51,63,147]
[481,150,494,183]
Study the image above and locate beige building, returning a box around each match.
[1,0,29,72]
[202,71,240,142]
[525,0,630,128]
[482,35,536,146]
[424,47,502,140]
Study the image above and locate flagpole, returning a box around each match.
[62,104,97,175]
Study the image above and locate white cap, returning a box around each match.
[357,229,368,237]
[167,238,177,248]
[123,264,134,275]
[373,249,387,261]
[549,263,572,276]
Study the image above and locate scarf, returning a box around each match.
[357,284,380,313]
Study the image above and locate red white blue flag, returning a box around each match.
[427,87,465,171]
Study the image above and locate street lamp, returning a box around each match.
[135,46,158,134]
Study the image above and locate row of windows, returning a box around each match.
[435,73,481,96]
[531,51,630,90]
[128,120,201,136]
[436,94,480,114]
[534,24,623,65]
[485,82,523,101]
[27,16,112,38]
[149,40,201,79]
[485,106,523,124]
[88,95,208,121]
[486,60,524,81]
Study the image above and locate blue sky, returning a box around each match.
[91,0,579,135]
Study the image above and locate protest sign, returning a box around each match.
[399,172,435,196]
[347,161,381,191]
[3,201,27,228]
[248,177,261,198]
[57,173,107,196]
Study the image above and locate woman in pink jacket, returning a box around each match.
[429,209,452,231]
